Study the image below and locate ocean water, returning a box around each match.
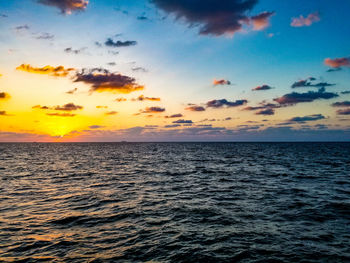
[0,142,350,262]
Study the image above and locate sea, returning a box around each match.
[0,142,349,262]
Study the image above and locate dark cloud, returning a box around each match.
[291,78,335,88]
[165,124,181,128]
[206,99,247,108]
[132,95,161,101]
[165,114,183,118]
[33,103,83,111]
[213,79,231,86]
[137,16,149,21]
[64,47,86,54]
[89,125,104,129]
[244,103,281,111]
[74,68,144,94]
[15,25,30,31]
[341,91,350,95]
[105,38,137,47]
[0,92,10,99]
[332,101,350,107]
[141,107,165,113]
[46,113,76,117]
[172,119,193,124]
[324,57,350,68]
[256,108,275,115]
[152,0,274,36]
[336,109,350,115]
[327,68,342,73]
[288,114,325,123]
[185,105,206,111]
[252,84,273,91]
[107,62,117,66]
[37,0,88,14]
[36,32,54,40]
[274,88,338,105]
[0,14,8,18]
[132,67,148,73]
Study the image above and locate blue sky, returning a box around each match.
[0,0,349,141]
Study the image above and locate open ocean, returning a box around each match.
[0,142,350,262]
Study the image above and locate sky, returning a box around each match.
[0,0,350,142]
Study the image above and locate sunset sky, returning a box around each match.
[0,0,350,141]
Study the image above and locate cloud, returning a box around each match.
[36,32,54,40]
[274,88,338,105]
[132,95,161,101]
[74,68,144,94]
[15,25,30,31]
[16,64,75,77]
[288,114,325,123]
[137,16,149,21]
[185,105,206,112]
[105,38,137,47]
[105,111,118,115]
[132,67,148,73]
[332,101,350,107]
[141,107,165,113]
[115,97,127,102]
[64,47,86,54]
[89,125,104,129]
[206,99,247,108]
[165,114,183,118]
[152,0,274,36]
[33,103,83,111]
[0,92,10,99]
[291,12,320,27]
[324,57,350,69]
[213,79,231,86]
[341,91,350,95]
[37,0,88,14]
[46,113,76,117]
[66,88,78,94]
[165,124,181,128]
[250,11,275,30]
[327,67,342,73]
[256,108,274,115]
[96,106,108,109]
[252,84,273,91]
[291,78,334,88]
[0,14,8,18]
[336,109,350,115]
[0,111,10,116]
[172,119,193,124]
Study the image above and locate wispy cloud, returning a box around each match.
[250,11,275,30]
[291,12,320,27]
[252,84,273,91]
[324,57,350,69]
[288,114,325,123]
[206,99,247,108]
[105,38,137,47]
[213,79,231,86]
[141,107,165,113]
[132,95,161,101]
[185,105,206,112]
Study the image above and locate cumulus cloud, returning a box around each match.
[274,88,338,105]
[165,114,183,118]
[152,0,274,36]
[33,103,83,111]
[74,68,144,94]
[185,105,206,112]
[105,38,137,47]
[172,119,193,124]
[213,79,231,86]
[288,114,325,123]
[252,84,273,91]
[324,57,350,69]
[16,64,75,77]
[132,95,161,101]
[141,107,165,113]
[336,109,350,115]
[250,11,275,30]
[332,101,350,107]
[291,12,320,27]
[37,0,88,14]
[206,99,247,108]
[256,108,274,115]
[291,78,334,88]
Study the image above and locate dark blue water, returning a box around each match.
[0,142,350,262]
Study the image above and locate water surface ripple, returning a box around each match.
[0,142,350,262]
